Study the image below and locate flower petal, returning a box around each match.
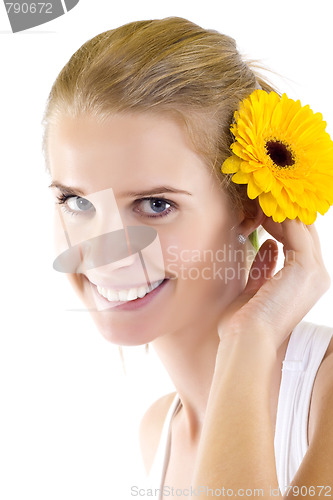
[297,206,317,225]
[222,156,241,174]
[258,192,278,217]
[313,196,330,216]
[277,187,293,211]
[239,160,259,173]
[272,204,288,223]
[252,167,275,192]
[232,171,250,184]
[284,202,298,220]
[232,142,251,160]
[247,176,263,199]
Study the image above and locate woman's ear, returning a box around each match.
[237,197,266,238]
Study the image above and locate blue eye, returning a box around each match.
[149,199,170,213]
[134,197,175,218]
[56,194,95,216]
[67,197,94,212]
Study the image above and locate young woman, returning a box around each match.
[44,17,333,498]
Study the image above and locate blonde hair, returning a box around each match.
[43,16,277,212]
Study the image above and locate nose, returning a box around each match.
[53,225,159,273]
[85,226,166,289]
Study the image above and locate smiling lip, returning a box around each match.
[96,279,164,302]
[88,280,160,290]
[88,278,169,311]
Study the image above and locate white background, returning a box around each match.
[0,1,332,499]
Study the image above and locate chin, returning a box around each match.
[68,273,173,346]
[89,312,160,346]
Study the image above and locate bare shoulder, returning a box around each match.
[139,391,177,475]
[308,335,333,443]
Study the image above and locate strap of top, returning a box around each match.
[147,393,181,492]
[274,321,333,494]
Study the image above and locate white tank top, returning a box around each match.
[146,322,333,496]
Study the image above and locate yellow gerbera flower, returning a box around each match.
[222,89,333,224]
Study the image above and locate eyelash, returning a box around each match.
[133,197,176,218]
[55,193,85,217]
[55,194,176,219]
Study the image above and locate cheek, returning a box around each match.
[160,221,246,290]
[53,208,67,259]
[66,273,87,302]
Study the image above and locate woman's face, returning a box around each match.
[48,112,249,346]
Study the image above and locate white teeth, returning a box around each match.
[127,288,138,301]
[118,289,129,301]
[107,289,118,301]
[95,280,164,302]
[137,286,147,298]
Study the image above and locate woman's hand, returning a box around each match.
[218,216,331,351]
[193,216,331,496]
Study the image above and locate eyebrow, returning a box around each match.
[49,182,192,197]
[49,182,85,196]
[120,187,192,197]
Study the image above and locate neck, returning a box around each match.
[151,315,221,440]
[151,319,291,442]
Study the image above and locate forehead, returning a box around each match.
[47,112,218,196]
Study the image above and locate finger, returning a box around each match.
[262,218,306,250]
[244,239,279,295]
[305,223,322,251]
[261,218,320,266]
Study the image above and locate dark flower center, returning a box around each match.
[265,140,295,168]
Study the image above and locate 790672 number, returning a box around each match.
[5,3,53,14]
[285,486,332,496]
